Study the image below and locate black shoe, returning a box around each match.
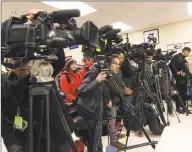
[187,110,192,114]
[176,108,185,114]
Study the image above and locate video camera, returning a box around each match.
[1,9,99,69]
[128,43,156,61]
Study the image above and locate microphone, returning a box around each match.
[100,29,121,38]
[51,9,80,23]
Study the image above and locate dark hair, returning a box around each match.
[109,54,119,66]
[182,47,191,52]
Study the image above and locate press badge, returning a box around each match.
[14,107,28,132]
[14,116,23,130]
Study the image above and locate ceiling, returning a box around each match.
[1,1,192,34]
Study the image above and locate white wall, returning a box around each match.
[64,20,192,62]
[122,19,192,51]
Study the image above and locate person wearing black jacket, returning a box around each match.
[1,11,71,152]
[120,53,133,104]
[1,47,71,152]
[77,65,110,152]
[169,47,191,113]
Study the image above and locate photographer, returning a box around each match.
[1,10,70,152]
[169,47,192,114]
[120,52,133,104]
[77,63,109,152]
[107,55,131,149]
[79,57,93,78]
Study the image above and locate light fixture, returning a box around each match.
[187,2,192,16]
[41,1,97,16]
[111,21,133,32]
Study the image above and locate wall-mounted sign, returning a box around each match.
[70,44,78,50]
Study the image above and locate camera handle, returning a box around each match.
[28,82,77,152]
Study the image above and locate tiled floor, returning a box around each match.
[2,104,192,152]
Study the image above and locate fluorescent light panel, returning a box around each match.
[111,21,133,32]
[41,1,97,16]
[188,2,192,16]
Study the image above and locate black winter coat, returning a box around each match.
[106,70,125,106]
[78,66,109,120]
[169,53,190,86]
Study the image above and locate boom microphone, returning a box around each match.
[51,9,81,23]
[100,29,121,38]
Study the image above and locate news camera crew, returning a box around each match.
[59,57,83,103]
[169,47,192,114]
[77,62,110,152]
[1,10,71,152]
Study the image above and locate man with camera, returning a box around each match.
[1,10,72,152]
[169,47,192,114]
[77,61,111,152]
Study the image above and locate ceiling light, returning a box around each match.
[41,1,97,16]
[187,2,192,16]
[111,21,133,32]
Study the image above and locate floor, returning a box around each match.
[101,103,192,152]
[1,104,192,152]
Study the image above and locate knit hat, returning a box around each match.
[65,57,76,69]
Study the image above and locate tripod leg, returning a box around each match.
[124,116,133,152]
[46,94,50,152]
[28,96,33,152]
[37,100,45,152]
[172,106,181,123]
[166,102,170,126]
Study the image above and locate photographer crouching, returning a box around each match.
[1,10,72,152]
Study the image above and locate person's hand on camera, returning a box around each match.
[177,71,185,76]
[27,9,42,22]
[125,88,133,95]
[96,72,107,83]
[107,101,112,109]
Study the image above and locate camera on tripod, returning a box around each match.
[1,9,99,68]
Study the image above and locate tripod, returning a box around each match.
[133,58,167,128]
[152,61,181,125]
[186,77,192,113]
[27,80,77,152]
[107,72,157,152]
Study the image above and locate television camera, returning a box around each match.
[1,9,99,69]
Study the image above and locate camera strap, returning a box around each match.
[24,25,36,62]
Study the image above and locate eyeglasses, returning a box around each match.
[112,63,120,66]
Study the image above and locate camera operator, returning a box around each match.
[169,47,192,114]
[106,54,131,149]
[1,10,71,152]
[79,57,93,78]
[77,63,110,152]
[120,52,133,104]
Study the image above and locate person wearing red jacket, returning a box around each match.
[60,57,83,103]
[79,57,92,78]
